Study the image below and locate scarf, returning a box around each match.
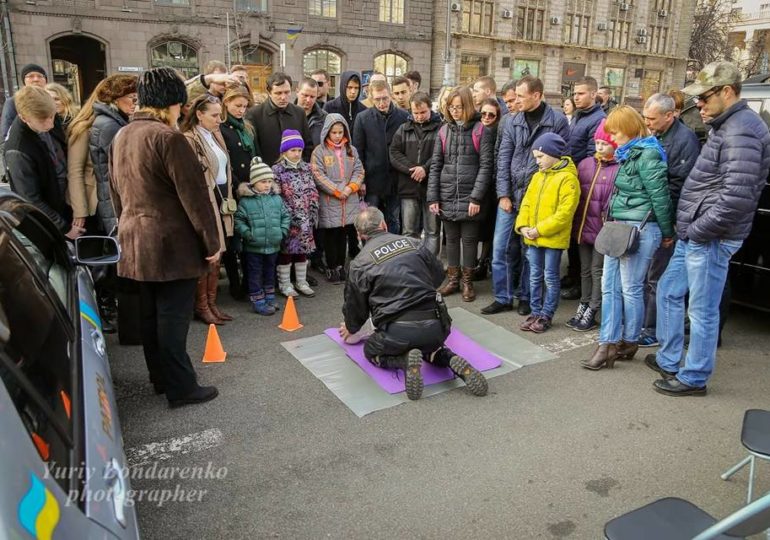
[225,114,256,156]
[614,136,667,163]
[326,136,349,150]
[279,155,302,169]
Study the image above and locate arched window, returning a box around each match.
[373,52,408,86]
[303,49,342,98]
[230,45,274,96]
[150,40,199,80]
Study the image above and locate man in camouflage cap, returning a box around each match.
[648,61,770,396]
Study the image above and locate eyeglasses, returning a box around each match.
[693,86,724,105]
[448,105,463,112]
[196,95,221,108]
[481,111,497,118]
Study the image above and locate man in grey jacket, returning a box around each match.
[648,62,770,396]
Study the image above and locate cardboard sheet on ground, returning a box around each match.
[323,327,502,394]
[281,308,557,417]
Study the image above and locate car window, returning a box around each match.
[0,228,74,494]
[747,99,762,114]
[761,99,770,134]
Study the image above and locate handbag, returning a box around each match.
[595,211,652,258]
[213,184,237,215]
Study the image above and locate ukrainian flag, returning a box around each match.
[286,27,303,41]
[18,473,60,540]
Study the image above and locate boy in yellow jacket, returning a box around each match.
[515,133,580,333]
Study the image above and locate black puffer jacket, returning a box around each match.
[89,102,129,233]
[426,115,494,221]
[324,71,365,137]
[657,119,700,207]
[677,99,770,242]
[389,112,442,199]
[343,231,444,333]
[352,103,409,198]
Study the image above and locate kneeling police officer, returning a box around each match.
[340,207,488,400]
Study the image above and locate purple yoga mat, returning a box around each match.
[323,327,503,394]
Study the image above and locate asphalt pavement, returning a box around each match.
[108,271,770,539]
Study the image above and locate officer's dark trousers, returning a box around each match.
[363,318,456,369]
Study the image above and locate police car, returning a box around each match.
[0,190,140,538]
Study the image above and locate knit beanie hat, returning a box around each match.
[593,119,617,149]
[21,63,47,82]
[249,156,274,185]
[280,129,305,154]
[532,132,567,159]
[97,74,138,103]
[137,67,187,109]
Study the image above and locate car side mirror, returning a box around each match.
[74,235,121,266]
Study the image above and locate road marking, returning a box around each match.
[541,331,599,355]
[125,428,224,468]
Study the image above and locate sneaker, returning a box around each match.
[529,316,552,334]
[295,281,316,297]
[279,282,299,297]
[325,268,339,283]
[481,301,513,315]
[573,307,598,332]
[517,300,531,316]
[519,314,537,331]
[404,349,424,401]
[448,355,488,396]
[566,302,588,328]
[638,333,659,347]
[266,294,280,311]
[252,300,276,316]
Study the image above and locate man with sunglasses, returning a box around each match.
[310,69,329,106]
[649,61,770,397]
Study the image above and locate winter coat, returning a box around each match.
[310,113,365,229]
[426,115,494,222]
[306,101,328,150]
[89,102,129,233]
[67,127,99,220]
[389,112,442,200]
[0,96,17,140]
[183,127,235,251]
[677,99,770,243]
[497,103,570,206]
[220,116,258,190]
[515,157,580,250]
[323,71,365,137]
[234,182,290,255]
[5,117,70,231]
[273,159,319,254]
[609,145,675,238]
[657,119,703,208]
[353,103,409,197]
[109,113,221,281]
[245,98,312,166]
[573,155,620,245]
[567,104,606,165]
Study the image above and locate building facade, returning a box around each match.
[2,0,433,103]
[431,0,695,106]
[728,0,770,77]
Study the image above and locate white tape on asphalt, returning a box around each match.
[541,331,599,355]
[125,428,224,468]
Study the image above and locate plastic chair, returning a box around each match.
[722,409,770,503]
[604,490,770,539]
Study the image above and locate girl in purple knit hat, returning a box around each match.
[273,129,319,297]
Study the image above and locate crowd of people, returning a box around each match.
[3,58,768,405]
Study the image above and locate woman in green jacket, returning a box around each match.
[583,106,674,370]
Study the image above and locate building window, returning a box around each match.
[603,67,625,101]
[563,13,591,45]
[374,52,408,85]
[304,49,342,98]
[150,40,199,80]
[652,26,668,54]
[460,53,488,84]
[309,0,336,17]
[609,20,631,49]
[516,7,545,41]
[232,45,273,66]
[235,0,267,10]
[462,1,494,35]
[379,0,404,24]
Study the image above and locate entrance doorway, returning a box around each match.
[49,35,107,104]
[231,45,273,100]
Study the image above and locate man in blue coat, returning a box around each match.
[649,62,770,396]
[482,76,569,316]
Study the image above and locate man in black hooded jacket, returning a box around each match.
[324,71,365,137]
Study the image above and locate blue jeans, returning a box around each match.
[365,193,401,234]
[490,207,525,304]
[527,246,562,318]
[401,198,440,256]
[656,238,742,388]
[599,221,661,344]
[245,252,278,300]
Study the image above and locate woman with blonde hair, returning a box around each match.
[582,105,674,370]
[427,86,494,301]
[45,82,79,131]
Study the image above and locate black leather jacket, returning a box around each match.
[343,231,444,333]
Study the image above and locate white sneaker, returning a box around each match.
[295,281,315,297]
[278,282,298,297]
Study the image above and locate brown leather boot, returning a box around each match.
[438,266,460,296]
[581,343,618,370]
[207,269,233,322]
[194,276,223,325]
[616,340,639,361]
[461,267,476,302]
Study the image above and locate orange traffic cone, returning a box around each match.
[278,296,303,332]
[202,324,227,363]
